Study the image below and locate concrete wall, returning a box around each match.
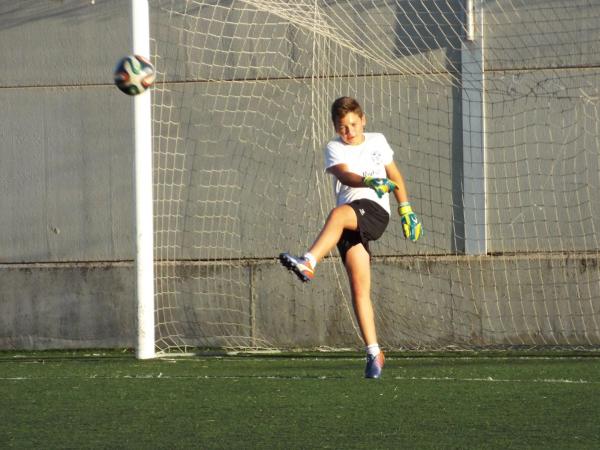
[0,1,134,262]
[1,0,599,350]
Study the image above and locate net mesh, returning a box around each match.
[148,0,600,353]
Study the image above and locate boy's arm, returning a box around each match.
[384,161,409,204]
[328,163,400,198]
[385,161,422,242]
[326,164,367,187]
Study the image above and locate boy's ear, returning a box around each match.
[362,114,367,128]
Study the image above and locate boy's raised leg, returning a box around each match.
[279,204,358,282]
[308,204,358,262]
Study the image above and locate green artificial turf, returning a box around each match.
[1,351,599,449]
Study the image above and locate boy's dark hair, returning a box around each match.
[331,96,363,126]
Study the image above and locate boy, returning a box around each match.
[279,96,422,378]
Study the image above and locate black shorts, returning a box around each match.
[337,199,390,263]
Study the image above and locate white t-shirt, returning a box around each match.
[324,132,394,214]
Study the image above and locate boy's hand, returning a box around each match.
[363,176,397,198]
[398,202,422,242]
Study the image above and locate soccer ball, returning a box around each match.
[113,55,155,96]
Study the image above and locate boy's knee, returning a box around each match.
[332,204,355,219]
[331,205,355,226]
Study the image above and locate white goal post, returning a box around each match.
[134,0,600,358]
[132,0,155,359]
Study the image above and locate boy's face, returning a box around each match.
[335,112,366,145]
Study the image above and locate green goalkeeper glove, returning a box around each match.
[363,176,397,199]
[398,202,422,242]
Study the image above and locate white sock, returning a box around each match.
[366,343,380,357]
[303,252,317,269]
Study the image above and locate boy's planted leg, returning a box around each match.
[344,243,384,378]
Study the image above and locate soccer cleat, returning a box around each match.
[279,252,315,282]
[365,352,385,379]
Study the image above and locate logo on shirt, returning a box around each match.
[371,150,383,165]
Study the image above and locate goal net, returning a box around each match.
[147,0,600,354]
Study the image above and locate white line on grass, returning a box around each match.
[392,376,595,384]
[0,375,597,384]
